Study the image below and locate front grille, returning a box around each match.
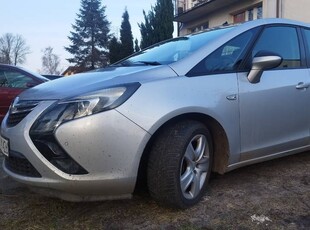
[5,154,41,178]
[7,100,39,127]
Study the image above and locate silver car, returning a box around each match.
[1,19,310,208]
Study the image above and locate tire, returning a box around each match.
[147,120,213,208]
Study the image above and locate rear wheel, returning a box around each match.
[147,120,213,208]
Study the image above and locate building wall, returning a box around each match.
[177,0,196,12]
[179,0,263,36]
[281,0,310,23]
[177,0,203,10]
[257,0,310,21]
[263,0,277,18]
[176,0,310,36]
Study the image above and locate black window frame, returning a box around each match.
[300,27,310,67]
[186,27,261,77]
[241,24,307,71]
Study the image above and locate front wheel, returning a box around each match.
[147,120,213,208]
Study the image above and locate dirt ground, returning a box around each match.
[0,152,309,230]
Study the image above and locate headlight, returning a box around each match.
[29,83,140,175]
[31,83,140,134]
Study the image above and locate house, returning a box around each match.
[62,66,89,76]
[174,0,310,36]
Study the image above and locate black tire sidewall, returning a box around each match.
[176,125,213,207]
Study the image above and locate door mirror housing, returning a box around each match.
[247,51,282,83]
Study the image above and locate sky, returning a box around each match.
[0,0,159,73]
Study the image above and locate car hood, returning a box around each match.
[19,65,178,101]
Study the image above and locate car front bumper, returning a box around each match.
[1,101,151,201]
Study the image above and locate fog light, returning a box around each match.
[30,134,88,175]
[51,159,84,175]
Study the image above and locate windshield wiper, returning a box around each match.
[110,61,132,67]
[110,60,162,67]
[136,61,161,66]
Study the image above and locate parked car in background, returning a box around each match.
[1,19,310,208]
[0,64,48,123]
[42,74,63,80]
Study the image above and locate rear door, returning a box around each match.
[238,26,310,161]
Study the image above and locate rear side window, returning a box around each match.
[252,26,301,69]
[187,28,258,76]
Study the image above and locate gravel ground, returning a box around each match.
[0,152,309,230]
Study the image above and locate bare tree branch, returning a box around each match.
[0,33,14,64]
[41,46,62,74]
[13,34,31,65]
[0,33,30,65]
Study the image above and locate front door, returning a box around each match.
[239,26,310,160]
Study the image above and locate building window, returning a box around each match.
[257,6,263,19]
[234,12,245,23]
[191,28,198,33]
[202,22,209,30]
[190,22,209,33]
[248,9,254,21]
[233,4,262,24]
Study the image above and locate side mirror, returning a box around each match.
[247,51,282,83]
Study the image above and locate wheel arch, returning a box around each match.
[135,112,230,191]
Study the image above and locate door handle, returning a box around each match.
[296,82,310,89]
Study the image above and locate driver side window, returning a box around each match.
[251,26,301,69]
[0,71,9,87]
[0,70,35,89]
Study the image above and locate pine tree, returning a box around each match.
[139,10,156,49]
[139,0,174,49]
[65,0,110,71]
[134,38,140,52]
[108,36,122,64]
[153,0,174,42]
[119,9,134,59]
[108,8,134,63]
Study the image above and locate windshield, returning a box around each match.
[116,27,234,66]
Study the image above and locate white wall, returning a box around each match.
[263,0,277,18]
[282,0,310,23]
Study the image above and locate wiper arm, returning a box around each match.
[110,60,133,67]
[136,61,161,66]
[110,60,162,67]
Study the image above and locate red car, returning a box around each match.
[0,64,48,123]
